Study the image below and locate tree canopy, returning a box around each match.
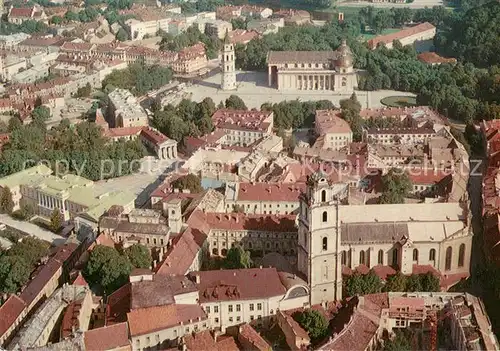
[84,245,133,294]
[0,236,50,293]
[225,95,247,110]
[160,26,220,59]
[151,98,215,142]
[222,246,253,269]
[0,187,14,214]
[384,272,440,292]
[171,174,203,194]
[379,168,413,204]
[102,62,173,96]
[125,244,152,269]
[292,309,329,341]
[0,119,145,180]
[345,271,383,296]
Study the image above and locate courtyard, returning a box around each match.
[186,71,415,109]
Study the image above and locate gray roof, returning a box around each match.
[116,221,170,236]
[341,222,408,244]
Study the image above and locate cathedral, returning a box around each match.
[266,40,358,91]
[298,173,472,304]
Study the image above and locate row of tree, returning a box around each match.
[0,236,50,293]
[0,108,145,181]
[345,270,440,297]
[84,244,151,294]
[102,62,173,96]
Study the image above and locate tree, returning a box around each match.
[50,15,63,25]
[31,106,50,126]
[383,330,412,351]
[50,208,62,232]
[340,93,363,141]
[384,272,407,292]
[171,174,203,193]
[345,271,383,296]
[225,95,247,110]
[16,201,35,220]
[75,83,92,98]
[116,27,128,42]
[7,236,50,267]
[379,168,412,204]
[0,255,31,293]
[0,186,14,214]
[84,245,133,293]
[231,17,247,30]
[419,272,440,292]
[292,309,329,341]
[125,244,152,269]
[223,246,253,269]
[406,274,423,292]
[8,117,22,132]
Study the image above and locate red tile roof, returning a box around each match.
[140,127,169,146]
[228,29,260,44]
[368,22,435,49]
[127,304,207,336]
[105,126,143,138]
[190,267,287,303]
[9,7,34,17]
[204,213,297,232]
[106,283,131,325]
[72,272,88,286]
[407,168,449,185]
[238,323,272,351]
[212,109,272,132]
[0,295,26,338]
[61,299,83,339]
[371,265,396,281]
[178,42,206,61]
[20,258,62,306]
[236,182,305,202]
[278,310,310,340]
[417,52,457,65]
[315,109,352,135]
[184,330,239,351]
[84,322,131,350]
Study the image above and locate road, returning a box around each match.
[0,214,66,246]
[336,0,444,8]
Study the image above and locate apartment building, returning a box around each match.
[315,109,353,150]
[7,6,47,24]
[363,126,436,145]
[108,88,149,128]
[205,20,233,39]
[224,182,305,215]
[188,268,309,331]
[171,43,208,75]
[211,109,274,146]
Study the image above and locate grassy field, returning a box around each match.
[380,95,418,107]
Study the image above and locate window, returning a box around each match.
[236,316,241,322]
[458,244,465,267]
[250,315,254,321]
[359,250,365,265]
[257,303,262,311]
[229,317,233,322]
[228,305,233,312]
[206,306,210,313]
[429,249,436,261]
[413,249,419,262]
[321,189,326,202]
[258,315,262,319]
[214,306,219,313]
[445,246,452,271]
[215,317,219,323]
[322,211,327,222]
[322,237,328,251]
[236,304,241,312]
[378,250,383,265]
[341,251,346,265]
[250,304,254,311]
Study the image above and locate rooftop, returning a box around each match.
[211,109,272,132]
[315,109,352,135]
[83,322,131,351]
[368,22,435,49]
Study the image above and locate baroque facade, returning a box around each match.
[267,40,357,91]
[297,173,472,305]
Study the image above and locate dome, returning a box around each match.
[336,39,353,68]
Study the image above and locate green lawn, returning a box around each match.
[360,28,401,41]
[380,95,418,107]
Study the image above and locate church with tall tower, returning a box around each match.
[221,31,236,91]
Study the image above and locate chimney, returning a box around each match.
[195,274,200,284]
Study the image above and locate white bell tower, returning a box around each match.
[221,30,236,91]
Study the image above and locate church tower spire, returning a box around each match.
[221,29,236,91]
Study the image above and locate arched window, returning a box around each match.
[322,211,327,222]
[359,251,365,265]
[458,244,465,267]
[378,250,383,265]
[341,251,347,265]
[321,189,326,202]
[429,249,436,261]
[445,246,452,271]
[413,249,419,262]
[322,237,328,251]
